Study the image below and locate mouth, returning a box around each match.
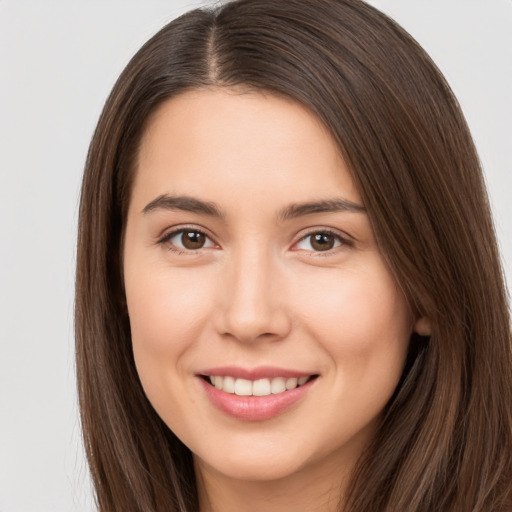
[200,374,318,397]
[196,366,319,420]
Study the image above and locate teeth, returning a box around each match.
[271,377,286,394]
[234,378,252,396]
[223,376,235,394]
[206,375,311,396]
[286,377,298,390]
[253,378,271,396]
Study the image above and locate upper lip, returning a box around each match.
[197,366,316,380]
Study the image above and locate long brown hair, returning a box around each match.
[75,0,512,510]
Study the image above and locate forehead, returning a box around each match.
[131,87,361,214]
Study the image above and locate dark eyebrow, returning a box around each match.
[278,198,366,221]
[142,194,224,218]
[142,194,365,220]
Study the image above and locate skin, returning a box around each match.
[123,88,428,512]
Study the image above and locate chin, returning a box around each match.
[195,445,310,482]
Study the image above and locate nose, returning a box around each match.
[214,246,292,344]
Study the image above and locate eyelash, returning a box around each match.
[158,226,216,255]
[157,227,353,255]
[294,229,353,256]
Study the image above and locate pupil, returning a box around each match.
[182,231,205,249]
[311,233,334,251]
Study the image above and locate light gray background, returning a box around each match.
[1,1,511,510]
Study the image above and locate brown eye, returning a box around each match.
[181,231,206,249]
[310,233,336,251]
[163,229,215,252]
[295,231,346,252]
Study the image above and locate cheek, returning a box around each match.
[125,265,215,375]
[294,258,412,389]
[124,264,219,431]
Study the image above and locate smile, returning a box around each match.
[205,375,312,396]
[197,368,319,421]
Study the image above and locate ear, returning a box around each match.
[413,316,431,336]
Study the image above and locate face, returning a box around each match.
[123,88,419,487]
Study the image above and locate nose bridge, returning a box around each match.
[218,242,289,342]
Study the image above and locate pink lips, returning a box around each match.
[197,366,317,421]
[199,366,312,380]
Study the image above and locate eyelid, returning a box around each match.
[157,224,218,252]
[156,224,354,254]
[291,227,354,253]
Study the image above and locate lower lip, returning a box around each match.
[199,377,315,421]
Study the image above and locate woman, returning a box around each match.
[75,0,512,510]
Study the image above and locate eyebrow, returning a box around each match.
[142,194,366,219]
[142,194,224,217]
[278,198,366,220]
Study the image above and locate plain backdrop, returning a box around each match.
[0,1,511,510]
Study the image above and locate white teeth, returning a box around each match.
[206,375,312,396]
[253,378,271,396]
[286,377,298,390]
[213,376,223,389]
[234,378,252,396]
[223,376,235,394]
[271,377,286,394]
